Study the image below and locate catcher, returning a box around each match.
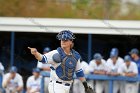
[28,30,94,93]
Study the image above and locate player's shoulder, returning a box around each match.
[27,75,35,81]
[81,61,88,66]
[47,50,58,54]
[106,58,111,63]
[89,60,95,64]
[131,61,137,66]
[16,73,22,79]
[101,59,106,63]
[4,73,10,77]
[117,57,124,62]
[106,58,113,66]
[120,62,126,67]
[44,50,58,57]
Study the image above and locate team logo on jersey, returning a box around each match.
[69,61,72,64]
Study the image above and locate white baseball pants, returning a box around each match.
[48,81,71,93]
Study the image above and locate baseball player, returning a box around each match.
[2,66,23,93]
[129,48,140,74]
[106,48,124,93]
[89,53,108,93]
[28,30,93,93]
[37,47,51,93]
[26,68,42,93]
[129,49,140,93]
[73,59,90,93]
[118,55,138,93]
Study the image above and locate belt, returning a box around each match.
[50,80,70,86]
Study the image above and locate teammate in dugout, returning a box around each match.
[129,48,140,74]
[2,66,23,93]
[26,68,42,93]
[89,53,108,93]
[118,55,138,93]
[106,48,125,93]
[28,30,94,93]
[129,49,140,93]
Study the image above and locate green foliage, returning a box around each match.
[0,0,140,20]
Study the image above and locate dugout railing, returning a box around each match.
[40,71,140,93]
[0,72,139,93]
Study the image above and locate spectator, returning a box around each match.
[73,59,90,93]
[26,68,41,93]
[2,66,23,93]
[129,48,140,73]
[89,53,108,93]
[118,55,138,93]
[106,48,124,93]
[37,47,51,93]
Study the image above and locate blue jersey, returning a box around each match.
[133,58,140,74]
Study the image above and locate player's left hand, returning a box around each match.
[83,81,95,93]
[85,86,95,93]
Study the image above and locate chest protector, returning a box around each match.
[55,47,80,81]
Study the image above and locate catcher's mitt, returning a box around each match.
[85,86,95,93]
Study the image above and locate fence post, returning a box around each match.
[41,75,45,93]
[88,34,92,63]
[109,80,113,93]
[0,73,2,88]
[40,71,49,93]
[10,32,15,66]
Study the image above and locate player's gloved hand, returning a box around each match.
[28,47,38,55]
[83,81,95,93]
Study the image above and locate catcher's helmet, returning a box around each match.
[57,30,75,41]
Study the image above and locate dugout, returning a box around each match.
[0,17,140,86]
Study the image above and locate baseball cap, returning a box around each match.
[43,47,51,53]
[94,53,102,61]
[110,51,118,58]
[110,48,119,58]
[129,48,139,55]
[124,55,131,62]
[10,66,17,73]
[33,68,40,73]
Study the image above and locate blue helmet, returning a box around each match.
[110,48,119,58]
[94,53,103,61]
[129,48,139,55]
[43,47,51,53]
[57,30,75,41]
[124,55,131,62]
